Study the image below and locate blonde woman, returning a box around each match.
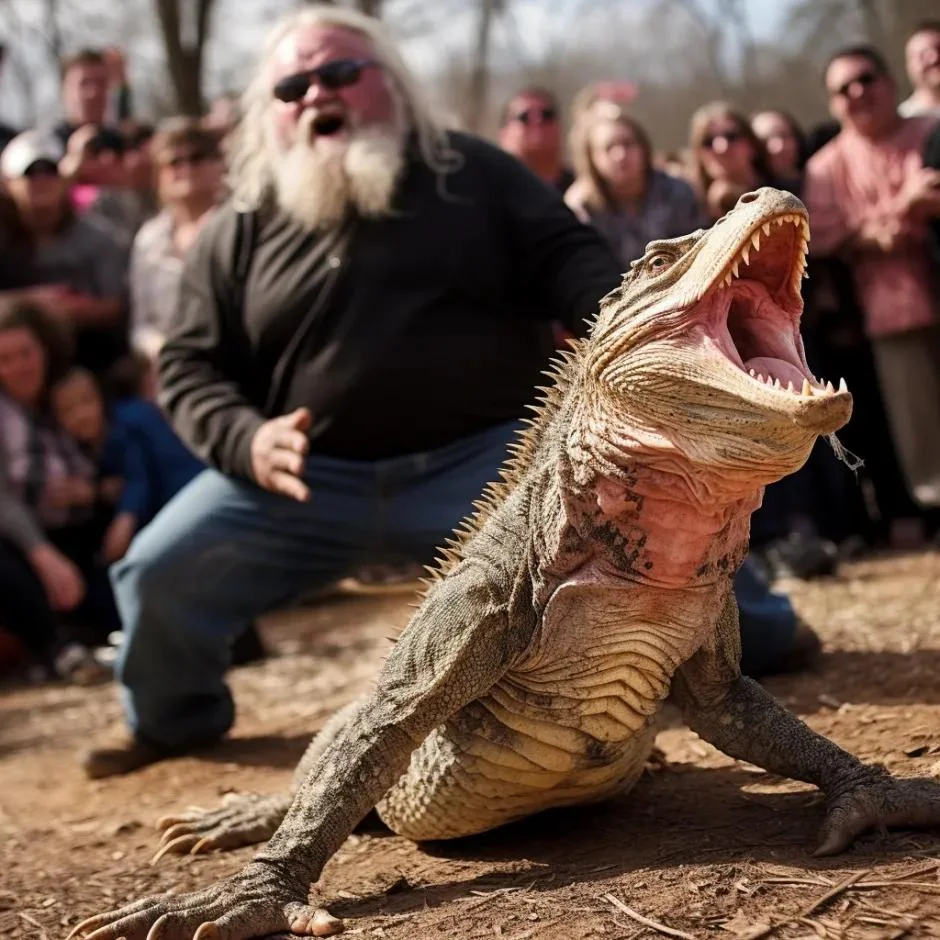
[564,103,704,267]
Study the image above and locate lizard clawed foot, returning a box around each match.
[67,862,343,939]
[153,792,291,862]
[815,772,940,856]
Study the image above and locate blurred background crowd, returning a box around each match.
[0,0,939,687]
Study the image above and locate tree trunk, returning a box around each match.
[466,0,499,133]
[153,0,216,116]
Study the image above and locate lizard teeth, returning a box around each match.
[801,378,812,396]
[762,221,771,236]
[740,245,750,266]
[825,380,834,394]
[751,231,761,251]
[838,377,848,392]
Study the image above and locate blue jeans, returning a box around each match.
[112,421,796,748]
[112,422,523,747]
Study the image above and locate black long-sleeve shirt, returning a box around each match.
[159,132,622,476]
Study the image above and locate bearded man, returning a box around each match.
[82,6,624,777]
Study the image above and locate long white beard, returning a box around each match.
[271,119,405,231]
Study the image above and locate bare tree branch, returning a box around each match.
[153,0,216,115]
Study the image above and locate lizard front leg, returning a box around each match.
[70,560,531,940]
[672,598,940,856]
[151,702,364,862]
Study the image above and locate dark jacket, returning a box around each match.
[159,131,622,474]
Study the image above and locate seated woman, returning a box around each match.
[564,103,705,267]
[0,302,118,681]
[129,118,225,360]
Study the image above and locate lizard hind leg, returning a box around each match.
[152,700,366,862]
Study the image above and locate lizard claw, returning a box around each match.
[67,863,343,939]
[814,773,940,857]
[152,793,290,862]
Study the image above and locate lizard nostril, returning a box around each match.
[739,192,760,204]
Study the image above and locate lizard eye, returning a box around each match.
[646,252,675,273]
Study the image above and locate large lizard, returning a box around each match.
[71,188,940,940]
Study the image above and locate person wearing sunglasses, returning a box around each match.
[687,101,779,222]
[804,45,940,545]
[81,5,624,781]
[497,87,573,194]
[128,118,225,361]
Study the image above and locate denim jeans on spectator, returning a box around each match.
[111,420,799,749]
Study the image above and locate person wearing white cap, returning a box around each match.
[0,129,129,374]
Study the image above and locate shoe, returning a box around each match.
[55,643,112,686]
[82,732,218,780]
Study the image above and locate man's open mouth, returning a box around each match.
[701,209,847,400]
[311,112,347,136]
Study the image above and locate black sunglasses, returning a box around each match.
[165,150,217,169]
[702,130,745,151]
[510,106,558,126]
[273,58,377,104]
[830,69,881,99]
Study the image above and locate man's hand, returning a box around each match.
[250,407,312,502]
[101,511,137,564]
[29,544,85,611]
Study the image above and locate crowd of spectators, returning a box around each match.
[499,21,940,578]
[0,14,938,699]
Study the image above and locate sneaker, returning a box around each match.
[54,643,112,686]
[82,732,219,780]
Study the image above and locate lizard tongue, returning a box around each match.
[744,356,806,387]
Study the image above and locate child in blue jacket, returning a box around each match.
[50,367,204,563]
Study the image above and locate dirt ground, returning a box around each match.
[2,552,940,940]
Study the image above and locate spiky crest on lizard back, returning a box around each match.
[418,335,589,592]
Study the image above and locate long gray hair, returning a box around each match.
[227,5,458,210]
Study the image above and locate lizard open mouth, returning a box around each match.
[702,209,847,399]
